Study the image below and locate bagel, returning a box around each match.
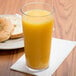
[10,14,23,39]
[0,14,23,39]
[0,18,14,42]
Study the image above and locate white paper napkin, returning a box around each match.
[10,38,76,76]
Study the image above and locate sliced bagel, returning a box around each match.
[10,14,23,39]
[0,18,14,42]
[0,14,23,39]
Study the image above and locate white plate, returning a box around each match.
[0,38,24,50]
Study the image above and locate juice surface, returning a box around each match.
[22,9,54,69]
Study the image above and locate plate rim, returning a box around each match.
[0,38,24,50]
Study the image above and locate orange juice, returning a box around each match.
[22,9,54,69]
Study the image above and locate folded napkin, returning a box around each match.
[11,38,76,76]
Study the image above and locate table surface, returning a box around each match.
[0,0,76,76]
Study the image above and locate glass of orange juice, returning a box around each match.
[21,2,54,70]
